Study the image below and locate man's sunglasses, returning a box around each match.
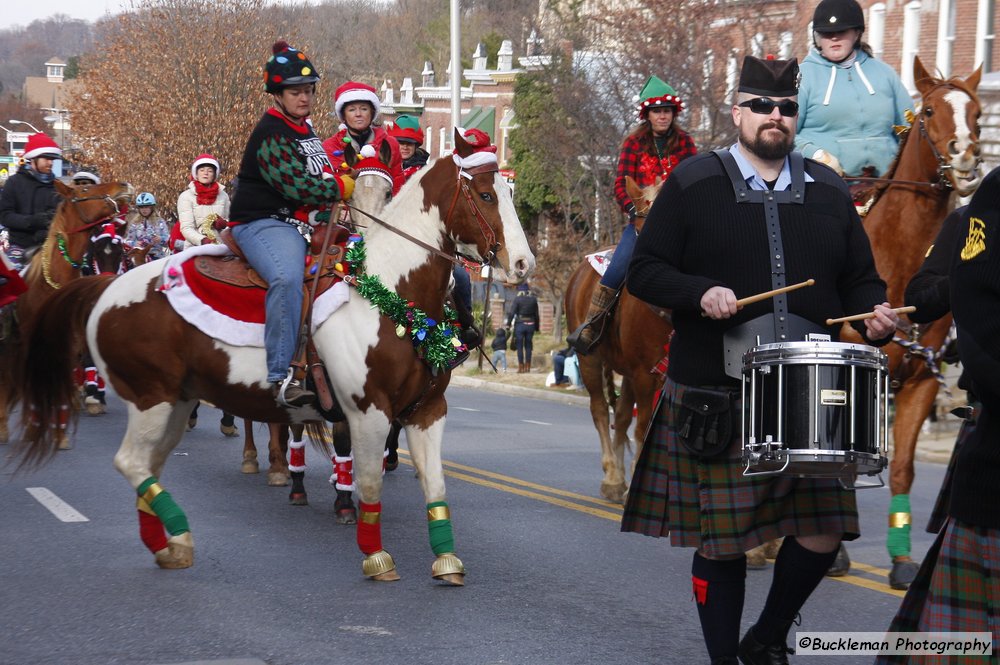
[738,97,799,117]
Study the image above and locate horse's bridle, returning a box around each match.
[41,193,128,288]
[444,162,502,267]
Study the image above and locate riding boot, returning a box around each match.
[569,284,617,355]
[450,296,483,350]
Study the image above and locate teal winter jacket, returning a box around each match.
[796,49,914,177]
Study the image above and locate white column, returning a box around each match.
[901,1,923,94]
[726,50,739,105]
[869,3,887,61]
[936,0,954,77]
[449,0,461,140]
[976,0,996,72]
[778,31,793,59]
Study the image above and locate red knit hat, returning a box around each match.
[334,81,380,120]
[23,133,62,161]
[191,153,220,179]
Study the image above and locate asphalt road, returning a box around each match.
[0,386,946,665]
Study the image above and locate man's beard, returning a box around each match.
[741,122,794,161]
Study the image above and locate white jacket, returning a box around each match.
[177,182,231,248]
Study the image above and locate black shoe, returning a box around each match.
[825,543,850,577]
[273,378,315,408]
[738,627,793,665]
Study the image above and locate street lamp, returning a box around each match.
[9,119,41,133]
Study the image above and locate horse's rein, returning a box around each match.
[65,194,128,234]
[344,202,466,268]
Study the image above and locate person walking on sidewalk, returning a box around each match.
[506,282,539,373]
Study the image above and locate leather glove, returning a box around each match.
[812,149,844,176]
[212,216,228,231]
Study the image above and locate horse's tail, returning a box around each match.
[14,275,115,468]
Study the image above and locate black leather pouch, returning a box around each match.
[676,387,737,459]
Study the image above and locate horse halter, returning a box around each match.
[444,162,502,267]
[916,90,983,191]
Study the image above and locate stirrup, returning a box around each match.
[274,368,314,408]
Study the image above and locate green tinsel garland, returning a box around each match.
[345,236,465,371]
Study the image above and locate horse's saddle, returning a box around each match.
[192,224,352,297]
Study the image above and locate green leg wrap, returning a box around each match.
[427,501,455,556]
[137,476,191,536]
[887,494,911,558]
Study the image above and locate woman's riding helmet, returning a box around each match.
[812,0,865,33]
[264,40,320,93]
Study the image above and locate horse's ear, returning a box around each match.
[343,142,358,167]
[380,138,393,166]
[54,180,73,198]
[913,55,935,96]
[965,64,982,95]
[625,176,643,205]
[453,127,473,159]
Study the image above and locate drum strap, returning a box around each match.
[713,149,805,344]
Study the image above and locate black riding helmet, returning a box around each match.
[812,0,865,34]
[264,40,320,93]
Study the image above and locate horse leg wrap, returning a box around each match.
[331,455,355,491]
[357,501,382,555]
[137,498,169,554]
[288,438,306,473]
[137,476,190,536]
[427,501,455,556]
[887,494,912,558]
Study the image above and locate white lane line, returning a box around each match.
[522,419,552,426]
[453,406,480,412]
[26,487,89,523]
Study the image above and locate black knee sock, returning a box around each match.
[753,537,839,645]
[692,552,746,661]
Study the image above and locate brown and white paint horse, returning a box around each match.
[17,129,533,584]
[0,179,132,442]
[841,57,982,588]
[563,177,669,503]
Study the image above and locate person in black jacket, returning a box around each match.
[620,56,898,665]
[506,282,539,373]
[490,326,508,371]
[0,133,62,270]
[877,171,1000,661]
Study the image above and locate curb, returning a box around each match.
[449,375,590,406]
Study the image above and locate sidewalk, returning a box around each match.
[451,360,960,465]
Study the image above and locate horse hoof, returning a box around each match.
[746,545,768,570]
[385,456,399,472]
[432,553,466,585]
[85,398,104,416]
[155,532,194,569]
[825,543,851,577]
[267,471,289,487]
[335,506,358,525]
[57,433,72,450]
[762,537,784,560]
[889,559,920,590]
[220,424,239,437]
[363,550,398,580]
[241,460,260,474]
[288,492,308,506]
[600,481,627,505]
[186,418,197,431]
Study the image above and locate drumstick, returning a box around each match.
[735,279,815,307]
[825,306,916,325]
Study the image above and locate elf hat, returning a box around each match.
[264,40,320,94]
[23,133,62,161]
[191,153,220,179]
[334,81,380,120]
[389,114,424,145]
[636,75,685,119]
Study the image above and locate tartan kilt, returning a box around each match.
[875,518,1000,664]
[621,378,860,558]
[926,418,975,534]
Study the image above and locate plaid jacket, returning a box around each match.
[613,129,697,216]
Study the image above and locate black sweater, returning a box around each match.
[628,151,888,387]
[904,206,966,323]
[948,166,1000,528]
[0,167,60,248]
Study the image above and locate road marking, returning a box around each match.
[521,419,551,426]
[453,406,480,412]
[26,487,89,522]
[338,625,392,636]
[399,450,908,598]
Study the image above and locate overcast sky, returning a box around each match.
[0,0,128,30]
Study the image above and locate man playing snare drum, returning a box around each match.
[621,55,898,665]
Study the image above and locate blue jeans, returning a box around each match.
[231,218,307,383]
[599,223,638,289]
[513,322,534,364]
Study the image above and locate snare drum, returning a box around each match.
[742,341,888,481]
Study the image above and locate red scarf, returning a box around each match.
[193,180,219,206]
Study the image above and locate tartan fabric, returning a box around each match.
[613,131,697,213]
[927,418,975,534]
[621,378,859,558]
[875,518,1000,664]
[257,134,343,206]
